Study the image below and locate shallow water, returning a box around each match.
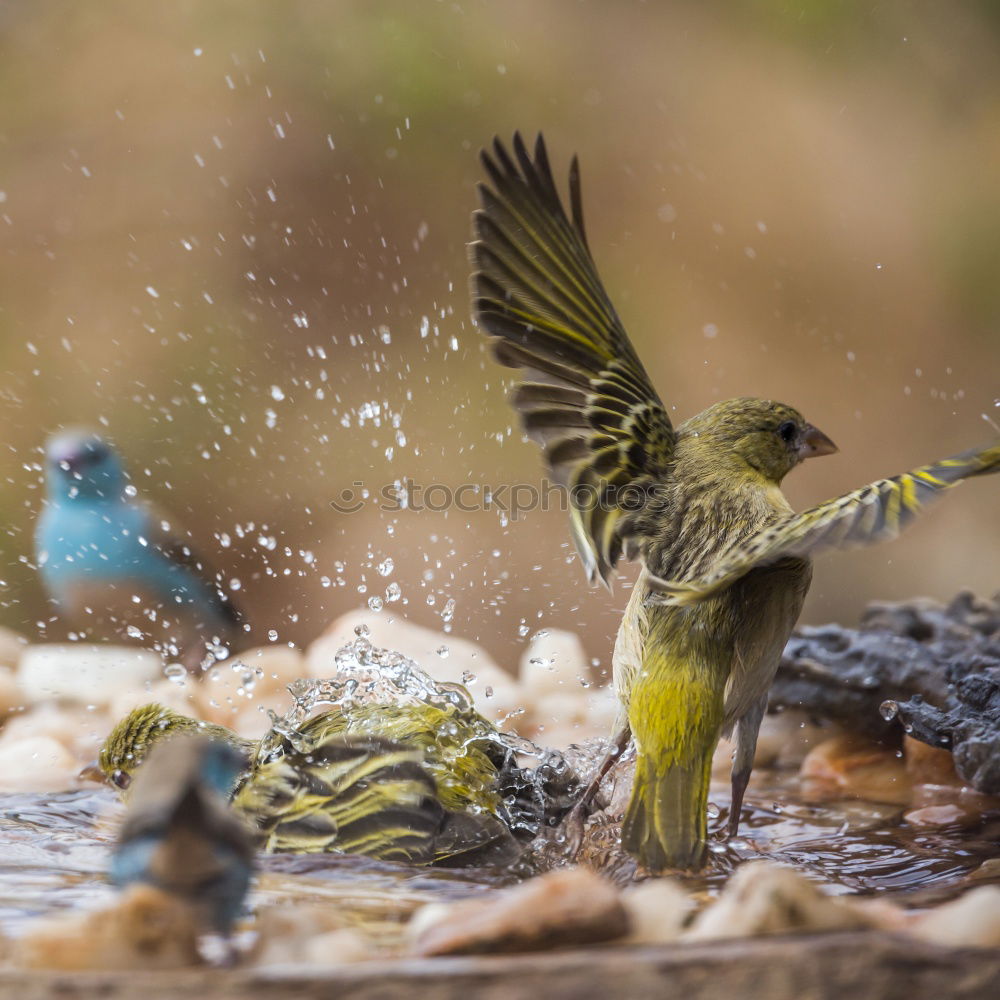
[0,771,995,940]
[1,636,994,941]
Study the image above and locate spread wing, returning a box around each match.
[470,132,675,586]
[648,441,1000,605]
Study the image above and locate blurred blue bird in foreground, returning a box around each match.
[35,429,242,671]
[110,734,254,949]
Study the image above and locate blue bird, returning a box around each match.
[35,429,242,671]
[110,734,255,944]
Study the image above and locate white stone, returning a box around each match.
[911,887,1000,948]
[108,678,201,723]
[196,645,305,730]
[19,644,162,707]
[685,861,871,940]
[0,626,28,670]
[584,684,619,736]
[0,666,26,717]
[300,928,371,965]
[0,735,79,792]
[622,879,694,943]
[1,705,110,761]
[307,610,523,725]
[519,629,589,699]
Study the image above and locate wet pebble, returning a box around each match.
[799,734,912,805]
[685,862,873,940]
[621,878,693,943]
[911,887,1000,948]
[410,867,628,956]
[253,904,372,966]
[13,884,200,970]
[904,735,963,787]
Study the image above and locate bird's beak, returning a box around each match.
[798,424,838,460]
[78,762,106,784]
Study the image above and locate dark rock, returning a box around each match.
[772,592,1000,794]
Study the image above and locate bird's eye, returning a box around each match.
[111,769,132,790]
[777,421,797,444]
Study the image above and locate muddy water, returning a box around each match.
[1,772,995,940]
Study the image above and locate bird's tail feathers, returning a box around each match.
[621,748,713,872]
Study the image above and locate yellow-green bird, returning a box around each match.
[92,701,570,867]
[469,132,1000,871]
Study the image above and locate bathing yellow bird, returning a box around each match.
[470,132,1000,871]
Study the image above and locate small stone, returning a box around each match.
[0,666,26,717]
[906,781,999,825]
[410,867,628,956]
[1,705,110,761]
[0,735,80,792]
[911,887,1000,948]
[850,898,916,934]
[196,645,306,733]
[685,862,873,940]
[622,878,693,943]
[519,629,589,699]
[903,803,971,827]
[307,610,522,725]
[13,884,200,970]
[585,684,619,734]
[19,644,162,707]
[758,711,839,768]
[109,678,200,722]
[904,735,962,787]
[799,734,912,805]
[300,928,371,965]
[252,903,358,966]
[0,626,28,670]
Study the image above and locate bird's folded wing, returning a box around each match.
[237,737,445,863]
[471,132,675,586]
[648,440,1000,605]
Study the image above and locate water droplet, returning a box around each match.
[385,582,402,602]
[376,557,394,577]
[267,629,279,642]
[368,595,384,612]
[879,700,899,722]
[164,663,186,685]
[436,645,450,658]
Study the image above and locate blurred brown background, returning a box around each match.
[2,1,998,680]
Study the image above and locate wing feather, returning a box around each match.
[471,132,675,585]
[649,441,1000,604]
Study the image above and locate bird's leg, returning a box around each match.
[562,724,631,855]
[728,694,768,838]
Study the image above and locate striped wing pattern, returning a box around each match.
[471,132,675,585]
[235,737,445,863]
[648,441,1000,605]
